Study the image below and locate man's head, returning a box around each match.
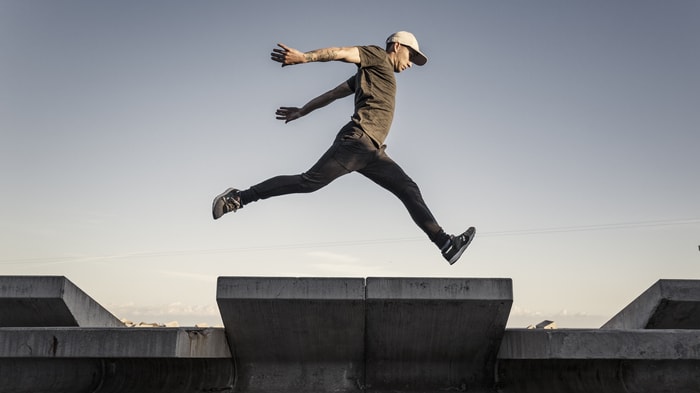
[386,31,428,72]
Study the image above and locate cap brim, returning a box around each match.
[411,51,428,66]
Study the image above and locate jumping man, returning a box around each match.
[212,31,475,264]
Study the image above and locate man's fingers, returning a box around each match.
[271,43,300,67]
[275,107,300,123]
[271,44,289,61]
[275,107,291,121]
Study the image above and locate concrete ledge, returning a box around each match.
[217,277,366,393]
[0,358,234,393]
[602,279,700,329]
[365,277,513,393]
[0,327,234,393]
[0,276,123,327]
[498,329,700,360]
[496,329,700,393]
[0,327,231,358]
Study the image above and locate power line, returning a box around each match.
[480,218,700,237]
[2,217,699,265]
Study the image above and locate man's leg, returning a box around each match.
[359,149,475,264]
[241,128,374,204]
[214,126,375,218]
[358,149,450,248]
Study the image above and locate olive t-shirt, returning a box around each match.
[346,45,396,146]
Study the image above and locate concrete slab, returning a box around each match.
[0,327,234,393]
[365,277,513,393]
[0,327,231,358]
[216,276,366,393]
[602,279,700,329]
[497,329,700,393]
[0,276,123,327]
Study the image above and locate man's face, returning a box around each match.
[394,44,413,73]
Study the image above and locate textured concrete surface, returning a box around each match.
[0,327,234,393]
[216,277,366,393]
[0,327,231,358]
[0,276,122,327]
[496,329,700,393]
[602,279,700,329]
[365,277,512,393]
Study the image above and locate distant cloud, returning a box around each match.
[508,304,607,328]
[304,250,394,276]
[107,302,222,326]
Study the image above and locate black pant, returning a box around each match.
[242,124,448,247]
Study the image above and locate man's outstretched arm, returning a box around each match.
[276,80,353,123]
[271,43,361,66]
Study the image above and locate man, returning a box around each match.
[213,31,475,265]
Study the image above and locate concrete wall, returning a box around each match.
[216,276,513,393]
[365,277,512,393]
[498,279,700,393]
[497,329,700,393]
[217,277,366,393]
[0,327,234,393]
[1,275,699,393]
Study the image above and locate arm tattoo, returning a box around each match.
[305,48,339,62]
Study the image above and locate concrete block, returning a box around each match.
[0,327,231,358]
[0,276,123,327]
[0,327,234,393]
[497,329,700,393]
[216,277,366,393]
[365,277,513,393]
[602,279,700,329]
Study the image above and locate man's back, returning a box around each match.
[348,45,396,147]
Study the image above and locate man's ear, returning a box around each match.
[387,41,401,53]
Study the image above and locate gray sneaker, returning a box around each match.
[441,227,475,265]
[212,188,242,219]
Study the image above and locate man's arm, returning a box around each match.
[276,80,354,123]
[271,43,361,66]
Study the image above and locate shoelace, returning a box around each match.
[223,194,241,212]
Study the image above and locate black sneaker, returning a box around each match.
[212,188,242,220]
[441,227,476,265]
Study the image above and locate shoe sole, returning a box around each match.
[212,187,236,220]
[448,227,476,265]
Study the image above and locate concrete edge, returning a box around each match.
[0,276,124,327]
[217,276,366,300]
[602,279,700,329]
[498,329,700,360]
[0,327,231,358]
[61,277,124,327]
[366,277,513,300]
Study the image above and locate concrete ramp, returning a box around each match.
[365,277,512,393]
[216,277,366,393]
[0,276,123,327]
[497,329,700,393]
[602,279,700,329]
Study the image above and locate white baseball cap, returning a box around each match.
[386,31,428,66]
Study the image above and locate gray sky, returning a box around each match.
[1,0,699,327]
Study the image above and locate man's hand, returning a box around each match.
[271,44,305,67]
[275,107,303,123]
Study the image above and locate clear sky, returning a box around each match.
[1,0,698,328]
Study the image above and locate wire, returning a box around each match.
[480,217,700,237]
[2,217,699,265]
